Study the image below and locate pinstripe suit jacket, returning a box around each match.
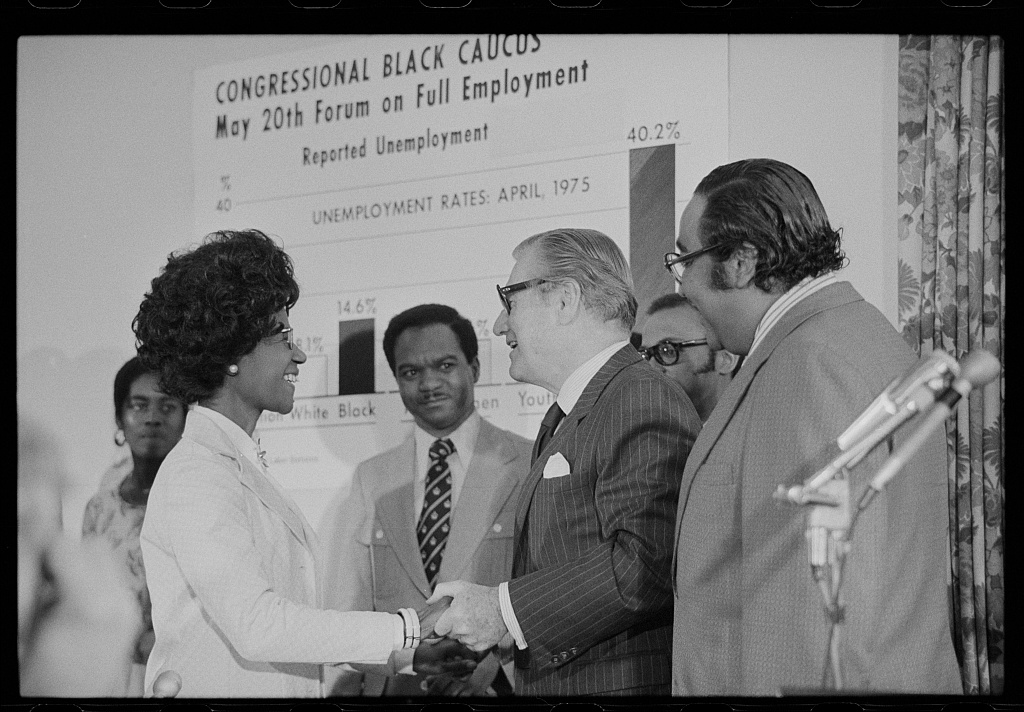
[672,282,962,695]
[141,409,400,698]
[320,417,532,695]
[508,345,702,696]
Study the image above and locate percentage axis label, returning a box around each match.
[627,121,681,144]
[297,335,326,354]
[338,297,378,316]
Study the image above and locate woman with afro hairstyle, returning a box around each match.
[133,229,474,698]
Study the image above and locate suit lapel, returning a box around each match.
[185,411,311,550]
[443,420,520,580]
[374,435,433,595]
[513,345,642,545]
[672,283,864,548]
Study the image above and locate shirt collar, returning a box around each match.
[413,409,481,464]
[557,340,631,415]
[192,404,266,469]
[747,272,840,360]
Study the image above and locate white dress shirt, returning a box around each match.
[411,410,480,521]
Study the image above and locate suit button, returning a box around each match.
[551,656,560,664]
[492,523,502,533]
[376,530,384,539]
[569,647,577,655]
[560,651,569,660]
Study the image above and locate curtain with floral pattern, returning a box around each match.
[897,35,1004,695]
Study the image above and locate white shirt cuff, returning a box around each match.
[393,613,406,649]
[498,581,528,650]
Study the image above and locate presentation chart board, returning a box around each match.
[193,35,728,526]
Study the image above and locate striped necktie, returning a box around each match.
[418,438,454,590]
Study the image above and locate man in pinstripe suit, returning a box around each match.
[428,228,702,695]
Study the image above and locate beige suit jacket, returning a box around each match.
[141,409,400,698]
[320,416,532,696]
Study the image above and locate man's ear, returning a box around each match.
[714,349,741,376]
[470,357,480,383]
[556,279,583,324]
[723,243,758,289]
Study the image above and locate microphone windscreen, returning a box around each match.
[959,349,1001,389]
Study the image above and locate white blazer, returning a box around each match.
[141,409,398,698]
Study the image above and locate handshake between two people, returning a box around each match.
[410,580,510,695]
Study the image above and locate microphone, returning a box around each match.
[859,349,1000,504]
[776,349,959,507]
[835,349,959,450]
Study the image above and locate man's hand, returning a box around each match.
[416,595,452,641]
[412,637,480,677]
[426,580,508,652]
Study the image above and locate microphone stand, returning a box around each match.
[804,477,851,690]
[776,352,962,691]
[790,349,1000,692]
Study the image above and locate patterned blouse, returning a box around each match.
[82,457,153,665]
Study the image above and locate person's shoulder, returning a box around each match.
[612,355,690,397]
[96,456,132,491]
[151,436,246,500]
[483,421,533,465]
[780,299,914,372]
[351,437,412,489]
[357,436,408,467]
[481,417,531,448]
[598,359,700,425]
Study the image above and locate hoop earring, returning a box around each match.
[227,364,239,376]
[114,429,126,447]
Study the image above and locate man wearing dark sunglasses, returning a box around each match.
[638,292,739,422]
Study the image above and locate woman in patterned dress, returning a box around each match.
[82,356,186,695]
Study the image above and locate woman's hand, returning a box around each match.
[411,637,480,677]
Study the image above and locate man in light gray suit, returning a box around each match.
[428,228,701,695]
[669,159,962,694]
[321,304,532,696]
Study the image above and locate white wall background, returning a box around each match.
[17,34,898,535]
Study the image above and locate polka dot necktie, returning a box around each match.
[418,438,454,590]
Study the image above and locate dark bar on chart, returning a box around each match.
[629,144,676,319]
[338,318,375,396]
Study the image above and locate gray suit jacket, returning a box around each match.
[320,416,532,695]
[508,345,702,696]
[672,281,962,695]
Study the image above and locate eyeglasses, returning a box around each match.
[496,278,549,313]
[270,327,294,350]
[638,338,709,366]
[664,245,722,282]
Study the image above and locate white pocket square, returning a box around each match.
[543,452,572,479]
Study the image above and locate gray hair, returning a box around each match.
[515,228,637,330]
